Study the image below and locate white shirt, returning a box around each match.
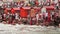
[45,13,48,17]
[15,13,19,19]
[52,12,54,15]
[36,14,39,20]
[39,13,43,19]
[41,7,46,14]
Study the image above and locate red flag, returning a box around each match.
[11,8,15,14]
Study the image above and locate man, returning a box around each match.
[15,13,19,23]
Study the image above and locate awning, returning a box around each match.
[6,7,41,10]
[22,7,31,10]
[6,8,20,10]
[44,6,55,10]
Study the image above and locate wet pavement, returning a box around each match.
[0,23,60,34]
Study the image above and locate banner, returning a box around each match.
[20,8,28,18]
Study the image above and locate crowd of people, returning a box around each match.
[0,0,60,27]
[2,0,58,8]
[0,6,60,27]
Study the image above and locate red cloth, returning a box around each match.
[11,8,15,14]
[4,8,8,14]
[47,12,51,22]
[20,8,28,18]
[45,6,54,10]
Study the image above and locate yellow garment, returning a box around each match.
[30,9,36,17]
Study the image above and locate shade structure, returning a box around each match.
[22,7,31,10]
[45,6,55,10]
[20,7,28,18]
[33,7,41,13]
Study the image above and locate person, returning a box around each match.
[43,12,49,26]
[54,16,60,27]
[8,13,12,24]
[12,20,16,25]
[39,12,43,24]
[0,13,2,22]
[4,8,8,14]
[29,0,35,6]
[36,13,39,25]
[30,8,36,25]
[2,13,6,21]
[0,1,3,9]
[15,13,19,23]
[35,0,39,6]
[41,6,46,14]
[54,12,59,27]
[56,3,59,10]
[24,0,29,7]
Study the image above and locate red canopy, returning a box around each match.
[45,6,55,10]
[22,7,31,10]
[6,8,20,10]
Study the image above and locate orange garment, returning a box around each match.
[30,9,36,17]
